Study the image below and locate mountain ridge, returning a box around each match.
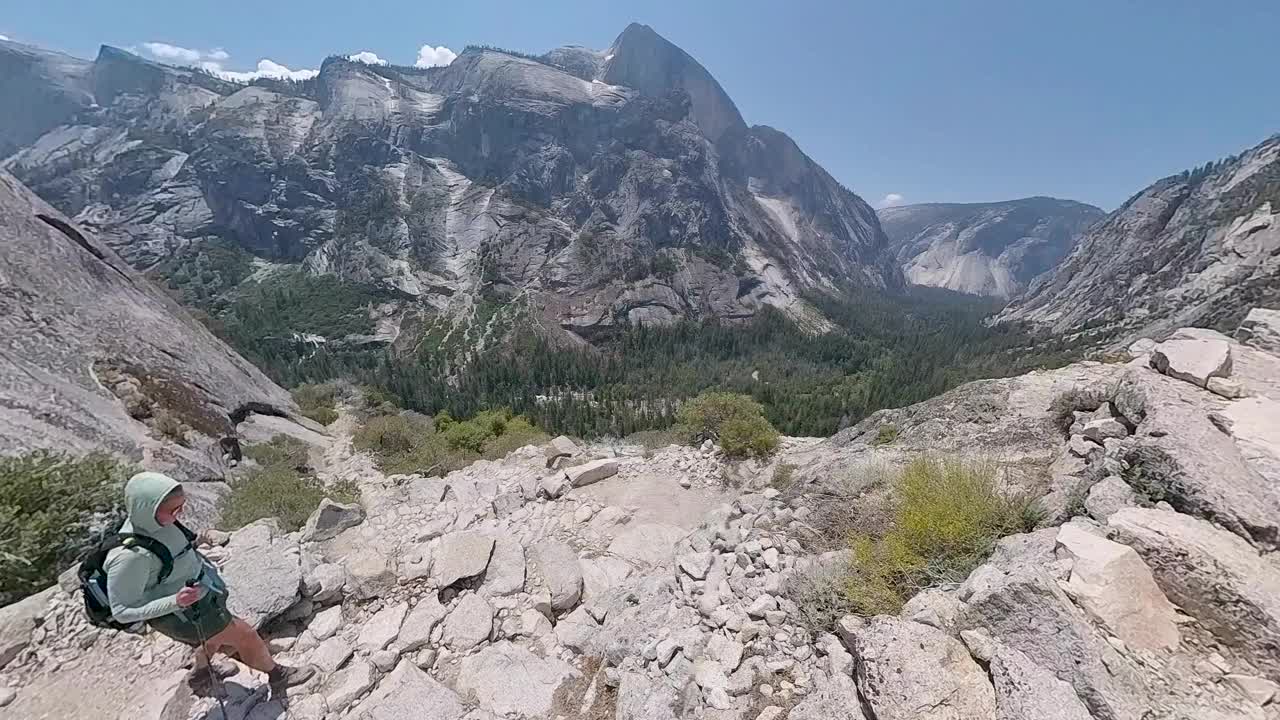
[879,196,1103,298]
[0,27,901,356]
[996,134,1280,343]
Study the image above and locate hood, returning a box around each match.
[123,471,181,534]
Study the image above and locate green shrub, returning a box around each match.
[221,464,356,532]
[625,429,683,451]
[361,385,402,412]
[293,383,340,426]
[355,408,545,475]
[770,463,797,490]
[873,424,900,446]
[152,409,190,446]
[481,416,549,460]
[353,414,428,456]
[843,457,1040,615]
[678,392,780,459]
[1122,445,1181,505]
[244,435,311,471]
[787,558,860,634]
[0,453,131,604]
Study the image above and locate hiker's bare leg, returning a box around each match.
[205,618,275,674]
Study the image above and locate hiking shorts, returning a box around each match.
[148,591,233,647]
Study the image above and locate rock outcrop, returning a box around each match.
[880,196,1102,297]
[0,169,307,482]
[997,134,1280,344]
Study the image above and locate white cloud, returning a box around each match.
[877,193,905,208]
[135,40,317,83]
[0,35,10,42]
[415,44,457,68]
[348,51,387,66]
[140,41,204,64]
[216,59,319,82]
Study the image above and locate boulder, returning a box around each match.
[0,587,52,669]
[539,474,571,499]
[309,604,343,641]
[789,673,866,720]
[312,635,355,673]
[961,629,1093,720]
[1112,369,1280,549]
[1109,508,1280,678]
[357,601,407,652]
[1235,307,1280,354]
[1207,377,1246,399]
[900,587,965,635]
[397,542,433,582]
[1082,417,1128,443]
[300,498,365,542]
[529,539,583,612]
[399,594,449,651]
[1084,476,1137,522]
[607,523,685,567]
[441,593,493,650]
[481,534,526,596]
[554,606,598,652]
[548,435,580,457]
[957,534,1151,720]
[677,551,713,580]
[1150,327,1233,388]
[564,458,619,488]
[490,492,523,518]
[304,562,346,604]
[324,659,376,714]
[222,520,303,628]
[580,556,634,602]
[343,549,396,600]
[1220,396,1280,486]
[353,659,467,720]
[431,532,495,588]
[1226,674,1279,706]
[456,641,580,717]
[1054,524,1180,652]
[616,672,680,720]
[851,616,996,720]
[705,633,745,673]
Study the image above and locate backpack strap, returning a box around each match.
[173,520,198,545]
[116,534,176,584]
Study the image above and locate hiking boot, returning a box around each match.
[268,663,315,690]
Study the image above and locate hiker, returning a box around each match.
[103,471,314,691]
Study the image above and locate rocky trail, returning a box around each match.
[2,309,1280,720]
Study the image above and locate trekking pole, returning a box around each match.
[186,580,229,720]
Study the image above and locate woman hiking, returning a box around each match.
[104,471,314,692]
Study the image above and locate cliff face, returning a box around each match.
[879,197,1103,298]
[0,27,901,349]
[997,136,1280,343]
[0,170,301,480]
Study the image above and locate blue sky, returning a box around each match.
[5,0,1278,210]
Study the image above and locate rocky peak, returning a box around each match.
[879,196,1103,298]
[0,29,900,345]
[601,22,746,143]
[0,39,93,156]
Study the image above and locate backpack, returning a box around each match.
[78,521,196,631]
